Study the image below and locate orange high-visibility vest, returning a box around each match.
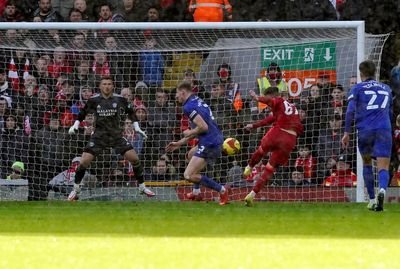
[189,0,232,22]
[256,77,287,111]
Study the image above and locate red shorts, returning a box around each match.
[260,127,297,167]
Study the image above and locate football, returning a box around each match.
[223,138,241,155]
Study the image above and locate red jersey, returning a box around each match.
[323,169,357,187]
[295,155,317,178]
[253,96,303,135]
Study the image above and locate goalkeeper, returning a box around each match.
[67,76,155,201]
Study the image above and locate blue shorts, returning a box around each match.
[358,129,392,158]
[193,144,222,165]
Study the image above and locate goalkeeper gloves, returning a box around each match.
[68,120,80,135]
[133,121,148,139]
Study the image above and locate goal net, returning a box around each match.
[0,22,388,202]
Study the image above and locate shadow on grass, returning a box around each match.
[0,201,399,239]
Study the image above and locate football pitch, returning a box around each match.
[0,202,399,269]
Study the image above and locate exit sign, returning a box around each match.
[261,41,336,70]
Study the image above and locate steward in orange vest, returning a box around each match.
[189,0,233,22]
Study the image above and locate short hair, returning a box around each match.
[100,75,113,82]
[177,81,192,92]
[69,8,82,17]
[264,86,279,95]
[359,60,376,78]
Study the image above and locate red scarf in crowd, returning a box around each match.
[92,61,110,76]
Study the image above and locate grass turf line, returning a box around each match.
[0,202,399,269]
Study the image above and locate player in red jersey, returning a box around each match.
[243,87,303,206]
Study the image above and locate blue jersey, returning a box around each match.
[345,79,392,133]
[183,95,224,147]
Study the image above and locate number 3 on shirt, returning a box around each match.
[283,100,299,115]
[365,90,389,110]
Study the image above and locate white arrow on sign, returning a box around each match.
[323,48,332,61]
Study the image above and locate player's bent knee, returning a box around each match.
[183,171,194,182]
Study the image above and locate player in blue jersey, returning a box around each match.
[166,81,230,205]
[342,60,392,211]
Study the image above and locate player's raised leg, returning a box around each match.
[244,145,265,177]
[68,152,94,201]
[124,149,155,197]
[184,155,229,205]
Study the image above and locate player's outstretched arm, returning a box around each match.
[166,137,188,152]
[245,115,276,130]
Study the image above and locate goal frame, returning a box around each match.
[0,21,366,202]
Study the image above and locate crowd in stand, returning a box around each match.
[1,0,400,200]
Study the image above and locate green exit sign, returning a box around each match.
[261,41,336,70]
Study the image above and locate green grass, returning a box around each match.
[0,202,399,269]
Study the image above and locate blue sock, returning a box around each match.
[378,169,389,191]
[193,183,200,190]
[363,166,375,199]
[199,175,222,192]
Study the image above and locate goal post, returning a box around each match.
[0,21,388,202]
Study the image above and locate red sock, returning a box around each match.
[253,166,275,193]
[248,147,264,168]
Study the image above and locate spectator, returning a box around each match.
[0,97,8,130]
[257,62,287,112]
[134,81,149,107]
[48,47,73,79]
[145,5,160,22]
[148,88,175,155]
[6,161,25,180]
[294,143,317,181]
[69,32,90,64]
[33,0,64,22]
[0,67,13,108]
[48,156,97,190]
[318,114,347,165]
[208,80,236,138]
[139,37,164,89]
[327,84,346,117]
[73,0,94,21]
[91,50,111,83]
[115,0,147,22]
[104,35,137,89]
[73,59,94,89]
[1,113,29,178]
[323,154,357,187]
[189,0,233,22]
[121,87,134,105]
[33,56,56,91]
[32,114,69,199]
[300,84,325,146]
[69,8,83,22]
[216,63,243,114]
[51,0,74,21]
[145,158,174,181]
[29,85,53,131]
[97,3,123,24]
[7,49,32,94]
[286,166,311,186]
[0,0,24,22]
